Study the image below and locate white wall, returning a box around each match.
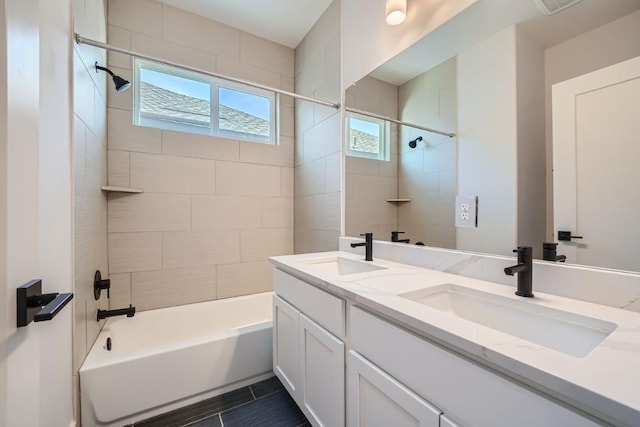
[544,10,640,239]
[457,26,518,256]
[342,0,477,86]
[294,0,342,253]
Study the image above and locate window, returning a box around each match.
[345,112,390,161]
[134,59,277,144]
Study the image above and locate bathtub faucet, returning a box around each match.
[97,304,136,321]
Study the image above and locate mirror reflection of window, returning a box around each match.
[345,113,390,161]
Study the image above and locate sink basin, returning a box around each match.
[399,284,617,357]
[304,256,387,276]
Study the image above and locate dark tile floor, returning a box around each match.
[129,376,310,427]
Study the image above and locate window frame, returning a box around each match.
[344,112,390,161]
[133,58,277,145]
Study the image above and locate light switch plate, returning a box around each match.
[455,196,477,228]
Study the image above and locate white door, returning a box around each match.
[553,56,640,271]
[299,313,345,427]
[347,351,441,427]
[1,0,74,426]
[273,295,300,399]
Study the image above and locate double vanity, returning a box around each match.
[270,242,640,426]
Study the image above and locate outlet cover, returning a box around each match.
[455,196,477,228]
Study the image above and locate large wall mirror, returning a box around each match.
[344,0,640,273]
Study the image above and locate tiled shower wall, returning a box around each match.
[398,57,457,249]
[105,0,295,311]
[294,0,342,253]
[344,76,399,240]
[72,0,108,418]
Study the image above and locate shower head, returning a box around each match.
[409,136,423,149]
[95,62,132,93]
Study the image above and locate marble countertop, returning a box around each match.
[270,251,640,426]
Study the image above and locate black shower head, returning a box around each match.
[408,136,423,148]
[95,62,131,93]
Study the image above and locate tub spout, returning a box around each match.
[97,304,135,321]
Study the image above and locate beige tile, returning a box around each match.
[73,297,87,373]
[262,197,294,228]
[280,105,295,138]
[216,161,281,197]
[192,195,261,230]
[108,0,162,37]
[217,261,273,299]
[162,131,239,161]
[325,152,341,193]
[107,150,130,188]
[130,32,217,73]
[107,25,131,70]
[108,232,162,273]
[240,228,293,262]
[239,136,293,167]
[163,230,240,269]
[132,266,216,311]
[162,5,240,60]
[294,196,314,230]
[130,152,215,194]
[294,158,326,197]
[217,57,282,89]
[108,273,131,309]
[73,50,95,130]
[306,229,339,253]
[313,192,341,232]
[108,108,162,154]
[280,167,294,197]
[240,31,294,76]
[108,193,190,232]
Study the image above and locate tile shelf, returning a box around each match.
[101,186,144,193]
[385,198,411,203]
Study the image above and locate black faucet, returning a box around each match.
[97,304,136,321]
[542,242,566,262]
[351,233,373,261]
[504,246,534,298]
[391,231,410,244]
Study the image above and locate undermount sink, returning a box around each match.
[399,284,617,357]
[304,256,387,276]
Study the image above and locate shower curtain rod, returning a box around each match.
[345,107,455,138]
[75,34,340,109]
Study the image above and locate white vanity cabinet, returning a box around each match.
[350,307,598,427]
[273,269,345,427]
[347,350,442,427]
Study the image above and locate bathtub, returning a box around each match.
[80,291,274,427]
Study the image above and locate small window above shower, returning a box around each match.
[133,58,277,145]
[344,111,390,161]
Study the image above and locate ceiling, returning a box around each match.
[156,0,332,49]
[370,0,640,86]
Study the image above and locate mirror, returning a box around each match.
[344,0,640,272]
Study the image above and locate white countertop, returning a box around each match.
[270,251,640,426]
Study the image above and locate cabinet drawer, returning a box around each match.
[274,268,346,338]
[350,307,598,427]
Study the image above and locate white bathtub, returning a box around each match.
[80,291,274,427]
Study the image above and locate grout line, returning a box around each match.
[218,389,285,416]
[219,413,224,427]
[249,386,256,401]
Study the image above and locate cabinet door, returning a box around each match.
[299,313,345,427]
[273,295,300,398]
[347,351,441,427]
[439,414,460,427]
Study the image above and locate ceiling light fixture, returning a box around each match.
[95,62,131,93]
[386,0,406,25]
